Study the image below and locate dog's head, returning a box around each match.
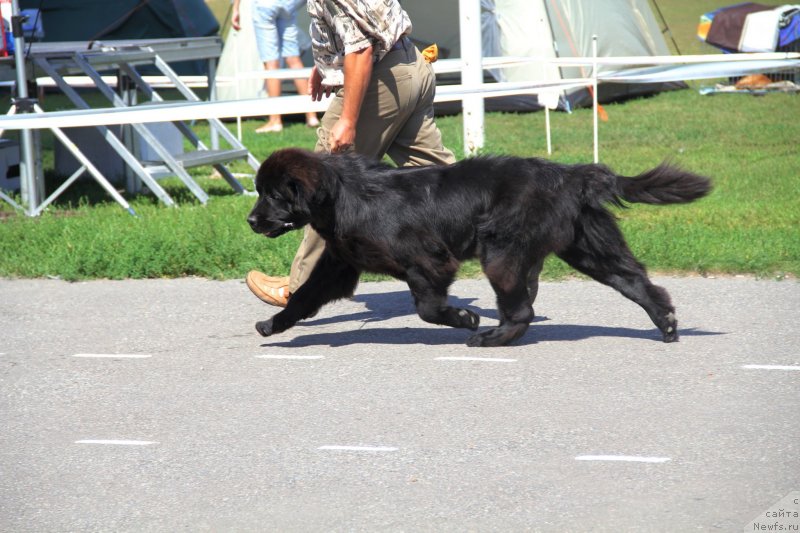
[247,148,330,238]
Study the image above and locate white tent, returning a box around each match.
[216,0,684,111]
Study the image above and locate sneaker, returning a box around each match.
[246,270,290,307]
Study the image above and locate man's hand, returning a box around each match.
[330,46,373,153]
[329,118,356,153]
[231,1,241,31]
[310,46,373,153]
[309,66,332,102]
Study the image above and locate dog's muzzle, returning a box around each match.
[248,215,295,237]
[266,222,296,237]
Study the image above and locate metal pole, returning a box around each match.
[458,0,484,157]
[592,35,599,164]
[651,0,681,55]
[11,0,38,215]
[208,55,219,150]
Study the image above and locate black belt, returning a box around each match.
[389,36,409,52]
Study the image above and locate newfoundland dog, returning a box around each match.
[247,148,711,347]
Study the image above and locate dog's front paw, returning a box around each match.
[255,319,274,337]
[456,308,480,330]
[661,314,679,343]
[662,328,679,343]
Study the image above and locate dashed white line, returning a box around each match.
[318,445,398,452]
[741,364,800,371]
[71,353,151,359]
[576,455,671,463]
[75,440,158,446]
[435,357,517,363]
[256,354,325,360]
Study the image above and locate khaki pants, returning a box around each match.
[288,40,456,292]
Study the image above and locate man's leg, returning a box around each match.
[385,47,456,167]
[248,92,340,303]
[287,50,425,294]
[251,2,283,132]
[248,43,455,305]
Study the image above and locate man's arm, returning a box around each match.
[328,45,373,153]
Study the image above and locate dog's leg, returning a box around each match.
[405,268,480,331]
[557,211,678,342]
[256,250,360,337]
[468,256,533,347]
[526,257,545,317]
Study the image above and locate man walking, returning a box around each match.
[246,0,455,306]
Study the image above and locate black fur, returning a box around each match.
[247,148,712,347]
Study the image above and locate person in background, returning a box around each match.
[232,0,319,132]
[246,0,455,306]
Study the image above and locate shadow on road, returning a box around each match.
[261,290,723,348]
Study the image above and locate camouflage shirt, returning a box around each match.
[307,0,412,87]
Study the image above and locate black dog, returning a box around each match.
[247,148,711,347]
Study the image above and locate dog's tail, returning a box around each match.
[615,163,712,206]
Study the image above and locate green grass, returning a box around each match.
[0,0,798,280]
[1,89,797,280]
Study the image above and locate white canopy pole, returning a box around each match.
[459,0,484,156]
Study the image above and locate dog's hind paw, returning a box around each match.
[466,329,505,347]
[255,319,274,337]
[466,333,485,347]
[466,323,529,347]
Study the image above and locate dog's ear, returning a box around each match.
[289,152,334,202]
[263,148,335,205]
[287,178,304,201]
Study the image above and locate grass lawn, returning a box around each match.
[0,0,797,280]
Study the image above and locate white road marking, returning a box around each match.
[71,353,151,359]
[256,354,325,360]
[75,440,157,446]
[435,357,517,363]
[318,445,398,452]
[575,455,671,463]
[741,364,800,371]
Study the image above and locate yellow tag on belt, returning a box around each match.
[421,43,438,63]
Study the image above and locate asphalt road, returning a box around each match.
[1,276,798,532]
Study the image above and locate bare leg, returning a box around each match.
[262,59,282,128]
[285,55,318,126]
